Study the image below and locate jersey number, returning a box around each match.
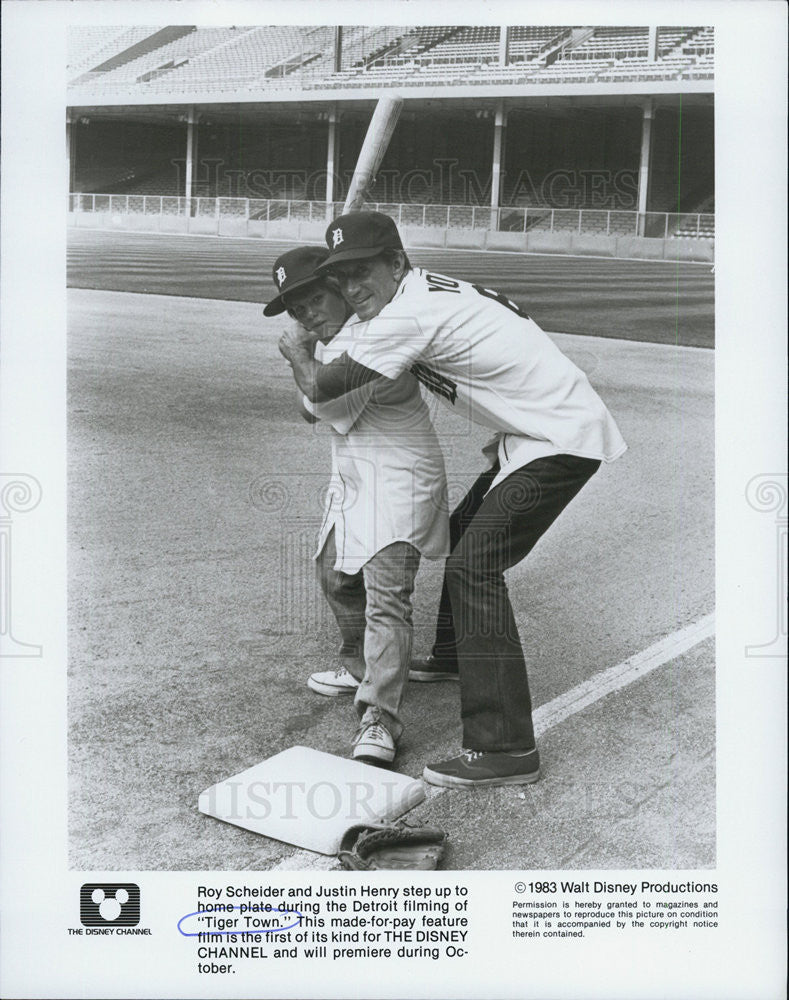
[426,273,461,293]
[472,283,530,319]
[411,363,458,405]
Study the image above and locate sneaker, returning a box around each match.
[422,747,540,787]
[352,722,396,765]
[408,656,459,683]
[307,666,360,697]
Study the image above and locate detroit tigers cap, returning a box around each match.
[317,211,403,270]
[263,245,331,317]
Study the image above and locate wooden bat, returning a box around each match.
[343,95,403,213]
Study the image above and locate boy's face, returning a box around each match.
[328,253,403,321]
[285,281,349,342]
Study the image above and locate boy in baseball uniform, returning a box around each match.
[279,213,627,788]
[267,245,448,765]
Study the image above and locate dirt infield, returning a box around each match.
[68,286,714,871]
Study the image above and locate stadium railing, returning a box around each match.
[68,194,715,239]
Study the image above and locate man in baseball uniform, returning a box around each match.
[278,212,627,788]
[268,245,449,765]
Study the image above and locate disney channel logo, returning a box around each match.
[79,883,144,930]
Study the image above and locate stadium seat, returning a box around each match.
[66,24,715,97]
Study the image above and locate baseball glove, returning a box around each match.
[338,821,448,871]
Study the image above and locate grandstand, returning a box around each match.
[68,24,715,95]
[76,27,258,87]
[67,26,162,77]
[508,26,566,62]
[67,24,714,258]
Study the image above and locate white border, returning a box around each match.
[2,2,787,998]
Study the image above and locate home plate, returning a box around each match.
[198,746,425,855]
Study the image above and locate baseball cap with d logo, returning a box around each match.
[318,212,403,270]
[263,246,331,317]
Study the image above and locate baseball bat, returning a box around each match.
[343,95,403,213]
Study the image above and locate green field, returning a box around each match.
[67,229,715,347]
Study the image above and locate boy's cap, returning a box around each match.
[317,212,403,270]
[263,245,330,316]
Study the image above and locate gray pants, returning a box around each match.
[316,528,421,741]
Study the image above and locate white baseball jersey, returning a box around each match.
[305,332,449,574]
[342,267,627,490]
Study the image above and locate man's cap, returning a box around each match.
[263,245,331,317]
[317,212,403,270]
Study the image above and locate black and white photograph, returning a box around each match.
[0,2,786,998]
[65,19,716,873]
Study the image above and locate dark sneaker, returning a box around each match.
[422,747,540,787]
[408,656,459,682]
[307,666,359,696]
[352,722,396,765]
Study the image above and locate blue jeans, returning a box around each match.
[316,529,421,741]
[430,455,601,751]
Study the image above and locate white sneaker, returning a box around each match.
[352,722,396,765]
[307,666,360,697]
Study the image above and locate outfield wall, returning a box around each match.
[67,210,715,262]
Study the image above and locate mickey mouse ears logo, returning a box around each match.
[93,886,128,921]
[80,883,140,926]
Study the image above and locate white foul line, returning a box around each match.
[533,611,715,736]
[269,612,715,871]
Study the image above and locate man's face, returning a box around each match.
[329,254,402,321]
[284,282,349,342]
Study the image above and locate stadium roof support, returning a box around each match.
[648,26,658,61]
[490,98,506,227]
[499,26,509,66]
[325,106,339,212]
[185,106,197,214]
[637,99,655,234]
[333,27,342,73]
[66,116,76,192]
